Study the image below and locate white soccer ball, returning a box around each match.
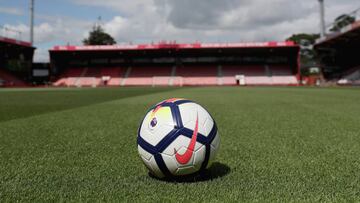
[137,98,220,179]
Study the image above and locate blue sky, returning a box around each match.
[0,0,116,24]
[0,0,122,61]
[0,0,358,62]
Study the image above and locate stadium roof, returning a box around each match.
[0,36,34,48]
[315,20,360,48]
[50,41,297,52]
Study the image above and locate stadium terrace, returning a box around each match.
[48,41,300,87]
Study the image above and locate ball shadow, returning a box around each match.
[149,162,231,183]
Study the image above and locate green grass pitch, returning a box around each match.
[1,87,360,202]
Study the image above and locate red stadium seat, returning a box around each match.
[53,64,298,87]
[222,65,297,86]
[100,67,126,86]
[222,65,266,85]
[54,67,127,87]
[269,65,298,85]
[53,67,85,87]
[85,68,101,77]
[124,66,172,86]
[0,68,27,86]
[176,66,218,86]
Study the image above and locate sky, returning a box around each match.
[0,0,358,62]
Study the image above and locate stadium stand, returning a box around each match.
[0,36,35,87]
[337,66,360,85]
[84,67,100,77]
[0,68,27,86]
[54,68,84,87]
[315,20,360,84]
[49,41,300,87]
[176,65,218,86]
[54,67,126,87]
[124,66,172,86]
[239,65,270,85]
[269,65,298,85]
[52,65,298,87]
[221,65,297,86]
[222,65,242,85]
[74,68,100,87]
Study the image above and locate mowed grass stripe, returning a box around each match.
[0,87,360,202]
[0,89,169,201]
[0,87,178,122]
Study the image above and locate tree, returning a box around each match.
[286,33,320,68]
[286,33,320,45]
[83,25,116,45]
[330,14,355,32]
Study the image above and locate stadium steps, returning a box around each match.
[59,68,83,86]
[168,65,177,86]
[78,68,101,87]
[265,65,272,77]
[75,67,88,87]
[121,66,132,86]
[80,68,88,76]
[217,65,223,86]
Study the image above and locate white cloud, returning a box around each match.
[33,48,49,62]
[2,0,359,62]
[4,15,92,44]
[73,0,359,43]
[4,15,93,62]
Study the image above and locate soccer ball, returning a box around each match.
[137,98,220,179]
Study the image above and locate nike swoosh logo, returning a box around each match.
[175,114,198,165]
